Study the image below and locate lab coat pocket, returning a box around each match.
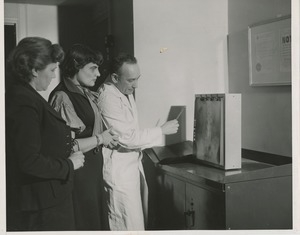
[111,152,140,186]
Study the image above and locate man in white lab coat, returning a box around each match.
[98,53,179,231]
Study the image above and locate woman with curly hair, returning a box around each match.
[49,44,118,230]
[5,37,85,231]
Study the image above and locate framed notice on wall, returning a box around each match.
[248,15,291,86]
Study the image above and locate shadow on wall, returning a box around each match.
[165,106,187,146]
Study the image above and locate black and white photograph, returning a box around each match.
[1,0,300,235]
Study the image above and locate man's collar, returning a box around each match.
[104,82,124,97]
[103,82,133,107]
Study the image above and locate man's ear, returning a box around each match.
[111,73,119,84]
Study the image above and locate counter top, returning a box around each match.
[143,141,292,189]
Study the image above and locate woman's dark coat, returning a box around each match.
[5,83,75,230]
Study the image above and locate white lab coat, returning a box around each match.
[98,83,162,231]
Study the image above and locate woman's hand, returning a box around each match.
[68,151,85,170]
[98,127,119,148]
[161,119,179,135]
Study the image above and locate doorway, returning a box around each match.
[4,23,17,63]
[4,23,17,89]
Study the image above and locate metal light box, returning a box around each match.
[193,93,241,170]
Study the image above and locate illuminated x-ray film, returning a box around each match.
[193,94,241,170]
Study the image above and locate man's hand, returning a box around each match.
[161,119,179,135]
[99,127,119,148]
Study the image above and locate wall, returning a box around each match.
[228,0,292,156]
[133,0,228,145]
[4,3,59,100]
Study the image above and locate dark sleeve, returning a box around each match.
[10,101,73,181]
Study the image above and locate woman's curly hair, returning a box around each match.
[6,37,64,84]
[60,44,103,79]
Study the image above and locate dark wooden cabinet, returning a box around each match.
[156,174,186,229]
[152,168,226,230]
[143,141,292,230]
[186,182,225,229]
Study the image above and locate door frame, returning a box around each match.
[4,18,19,43]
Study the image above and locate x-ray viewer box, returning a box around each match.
[193,93,241,170]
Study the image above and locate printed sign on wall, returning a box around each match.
[248,16,291,86]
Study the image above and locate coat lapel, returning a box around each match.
[26,84,66,122]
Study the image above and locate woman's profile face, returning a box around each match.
[75,62,100,87]
[31,63,58,91]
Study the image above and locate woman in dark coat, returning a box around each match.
[49,44,118,230]
[5,37,85,231]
